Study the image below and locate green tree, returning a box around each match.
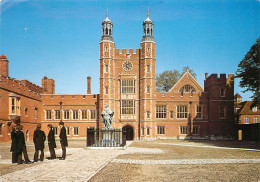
[236,37,260,106]
[156,67,197,92]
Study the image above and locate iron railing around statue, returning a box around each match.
[86,128,126,147]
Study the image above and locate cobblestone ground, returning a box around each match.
[1,140,260,181]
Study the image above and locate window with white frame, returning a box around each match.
[53,127,58,136]
[81,110,88,120]
[121,80,135,94]
[66,127,70,136]
[219,106,226,119]
[196,105,202,119]
[193,126,199,135]
[55,110,61,120]
[73,110,79,120]
[157,126,165,135]
[244,117,249,124]
[90,110,96,120]
[121,100,135,115]
[180,126,187,134]
[252,107,258,112]
[141,127,144,136]
[170,111,174,119]
[156,105,167,119]
[64,110,70,120]
[73,127,79,136]
[177,105,188,119]
[254,117,259,123]
[46,110,52,120]
[9,96,20,115]
[147,65,150,73]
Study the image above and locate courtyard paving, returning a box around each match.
[0,140,259,181]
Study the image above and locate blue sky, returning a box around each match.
[0,0,259,101]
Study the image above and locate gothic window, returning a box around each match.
[157,126,165,135]
[177,105,188,119]
[106,28,108,35]
[254,117,259,123]
[64,110,70,120]
[147,127,150,135]
[180,126,187,134]
[81,110,88,120]
[53,127,58,136]
[141,127,144,136]
[73,127,79,136]
[179,85,196,93]
[55,110,61,120]
[90,110,96,120]
[105,86,108,95]
[46,110,52,120]
[121,100,135,115]
[121,80,135,94]
[66,127,70,136]
[156,105,167,119]
[73,110,79,120]
[25,108,28,117]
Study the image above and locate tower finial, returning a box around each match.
[186,66,189,72]
[106,9,108,18]
[147,8,149,18]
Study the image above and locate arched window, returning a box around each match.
[179,85,196,93]
[109,29,111,35]
[106,28,108,35]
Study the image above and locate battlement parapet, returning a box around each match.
[205,73,234,87]
[0,75,41,100]
[115,48,140,59]
[21,79,44,93]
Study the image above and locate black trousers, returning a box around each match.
[48,144,56,159]
[17,145,30,164]
[60,140,66,159]
[12,151,18,163]
[34,149,44,162]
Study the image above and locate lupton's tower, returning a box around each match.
[99,10,116,127]
[139,10,156,138]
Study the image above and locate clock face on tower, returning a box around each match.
[122,60,133,71]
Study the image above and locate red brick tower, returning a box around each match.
[99,10,116,128]
[140,10,156,139]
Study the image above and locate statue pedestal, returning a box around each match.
[87,129,125,147]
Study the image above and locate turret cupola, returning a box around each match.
[141,10,155,43]
[101,10,114,42]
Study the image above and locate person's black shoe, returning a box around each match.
[25,160,33,164]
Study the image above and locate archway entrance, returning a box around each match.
[123,125,134,140]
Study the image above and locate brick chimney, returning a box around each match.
[0,54,9,77]
[42,76,55,94]
[87,76,91,94]
[205,73,208,79]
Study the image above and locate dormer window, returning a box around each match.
[252,107,258,112]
